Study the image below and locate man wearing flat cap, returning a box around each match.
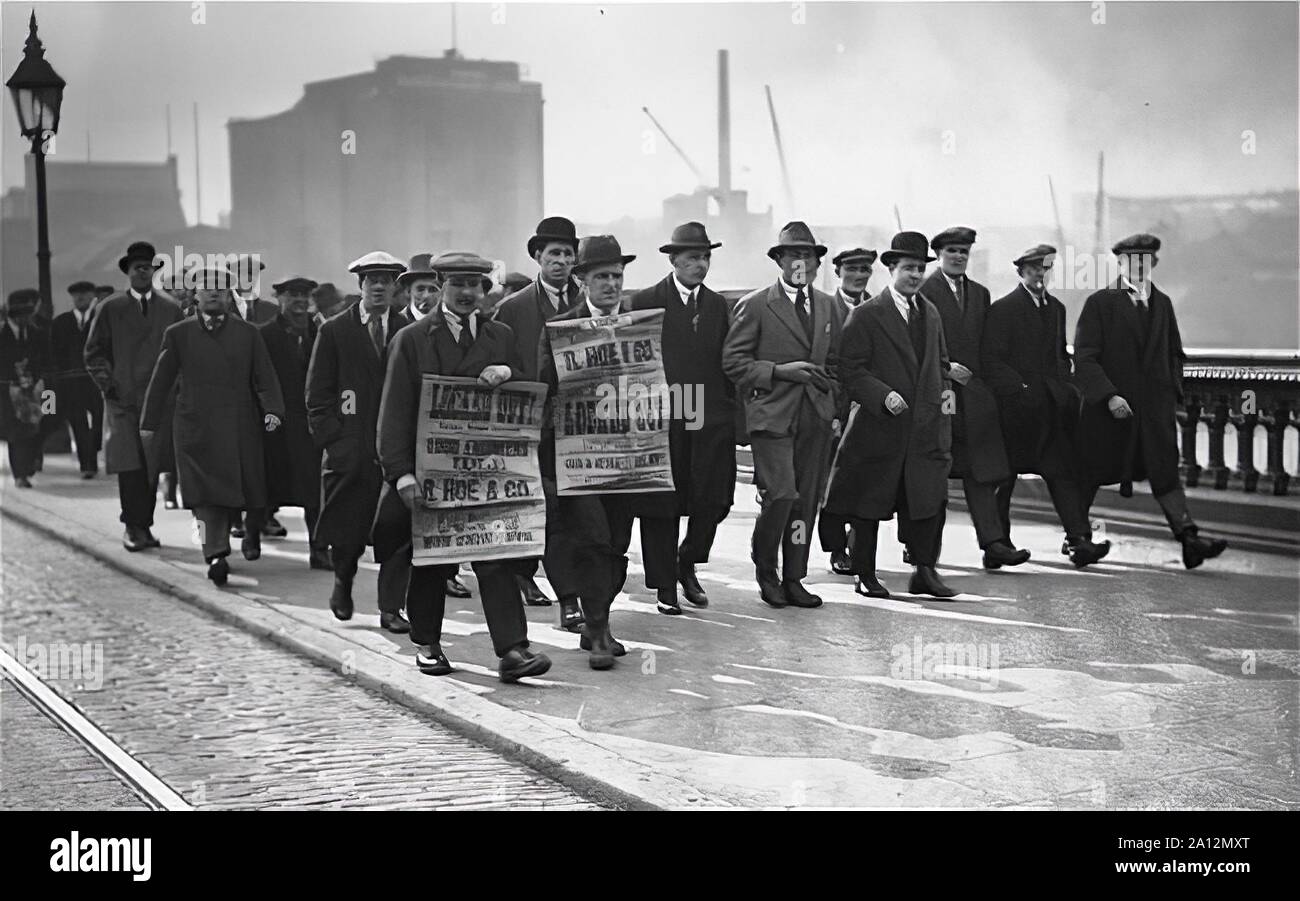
[537,235,640,668]
[723,221,843,610]
[982,244,1110,567]
[1073,234,1227,569]
[495,216,583,615]
[49,281,104,478]
[819,246,876,575]
[616,222,737,614]
[85,240,184,552]
[0,289,52,488]
[377,250,552,683]
[917,227,1023,570]
[823,232,955,598]
[306,251,412,632]
[140,266,285,585]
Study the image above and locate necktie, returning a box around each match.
[954,277,965,312]
[794,288,811,340]
[19,325,28,345]
[685,289,698,332]
[458,314,474,350]
[369,315,384,357]
[908,297,926,362]
[555,284,567,312]
[139,294,149,318]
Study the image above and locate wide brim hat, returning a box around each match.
[767,221,827,261]
[1111,233,1161,256]
[831,247,877,267]
[4,288,40,315]
[930,226,977,251]
[572,235,636,274]
[526,216,579,257]
[271,276,319,294]
[660,220,722,254]
[118,241,161,274]
[1012,243,1058,267]
[880,231,937,266]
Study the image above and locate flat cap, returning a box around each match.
[1012,243,1057,267]
[188,266,239,290]
[67,280,97,294]
[831,247,878,267]
[1111,233,1161,256]
[272,276,319,294]
[4,288,40,314]
[347,250,407,275]
[930,226,977,251]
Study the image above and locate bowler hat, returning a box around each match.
[660,221,722,254]
[347,250,407,276]
[930,226,977,251]
[767,221,827,261]
[272,276,319,294]
[4,288,40,315]
[832,247,877,267]
[118,241,161,274]
[880,231,937,266]
[1012,243,1057,268]
[527,216,579,258]
[572,235,636,274]
[1111,233,1161,256]
[67,280,96,294]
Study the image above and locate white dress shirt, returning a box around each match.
[73,308,90,330]
[837,288,863,309]
[888,284,914,322]
[357,303,389,343]
[1024,286,1047,308]
[778,279,808,305]
[672,273,699,305]
[539,277,571,314]
[441,307,478,342]
[128,287,152,315]
[943,272,963,302]
[1119,275,1151,305]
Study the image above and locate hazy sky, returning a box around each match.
[3,1,1296,228]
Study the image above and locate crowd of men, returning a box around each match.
[0,218,1228,683]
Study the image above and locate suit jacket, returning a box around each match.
[1073,281,1185,494]
[823,291,952,520]
[83,290,183,474]
[50,310,96,381]
[721,280,842,437]
[917,270,1009,483]
[493,276,580,380]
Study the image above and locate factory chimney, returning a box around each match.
[718,49,731,195]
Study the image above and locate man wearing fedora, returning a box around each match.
[918,228,1025,571]
[495,216,583,616]
[823,232,956,598]
[378,250,552,683]
[1074,234,1227,569]
[723,221,843,609]
[228,254,278,325]
[49,281,104,479]
[615,222,737,613]
[982,244,1110,567]
[306,251,412,633]
[141,266,285,585]
[85,240,184,552]
[819,247,876,575]
[311,282,348,327]
[0,289,51,488]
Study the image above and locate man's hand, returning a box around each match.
[398,481,420,510]
[831,417,842,438]
[884,391,909,416]
[264,413,281,432]
[775,361,831,392]
[1108,395,1134,419]
[478,364,512,387]
[948,361,973,385]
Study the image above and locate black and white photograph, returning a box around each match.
[0,0,1296,871]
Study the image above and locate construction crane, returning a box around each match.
[641,106,706,185]
[764,85,796,214]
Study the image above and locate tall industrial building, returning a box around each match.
[228,51,544,284]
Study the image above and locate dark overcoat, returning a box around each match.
[84,291,183,474]
[140,316,285,509]
[493,277,579,380]
[259,313,320,508]
[918,270,1009,483]
[1073,281,1185,495]
[981,285,1082,479]
[0,321,51,440]
[231,296,280,325]
[305,303,410,548]
[823,291,952,520]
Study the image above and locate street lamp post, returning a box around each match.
[6,11,65,320]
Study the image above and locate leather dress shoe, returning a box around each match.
[829,550,854,576]
[230,523,246,538]
[309,547,334,571]
[656,587,682,615]
[14,476,32,488]
[1067,538,1111,568]
[1181,530,1227,570]
[499,647,552,683]
[81,471,96,481]
[982,542,1031,570]
[678,563,709,607]
[415,645,452,676]
[123,526,148,552]
[558,596,585,632]
[261,515,288,538]
[581,629,617,670]
[757,568,787,608]
[380,611,411,634]
[241,532,261,561]
[445,575,472,598]
[207,556,230,586]
[854,574,890,598]
[140,528,161,549]
[783,580,823,608]
[329,577,355,621]
[517,575,552,606]
[909,565,957,598]
[580,629,627,657]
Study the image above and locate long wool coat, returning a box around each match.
[493,277,580,380]
[140,316,284,509]
[259,313,320,508]
[1073,281,1186,495]
[823,291,952,521]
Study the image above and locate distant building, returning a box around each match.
[228,52,544,286]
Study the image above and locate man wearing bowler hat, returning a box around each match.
[823,232,956,598]
[495,216,583,619]
[615,222,737,614]
[1074,233,1227,569]
[378,250,552,683]
[49,281,104,478]
[820,246,876,575]
[918,227,1025,570]
[723,221,843,609]
[306,251,412,632]
[982,244,1110,567]
[85,240,184,552]
[0,289,51,488]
